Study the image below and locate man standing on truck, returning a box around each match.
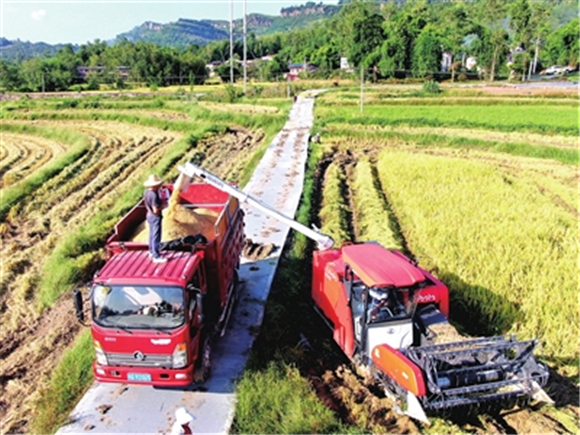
[143,174,167,263]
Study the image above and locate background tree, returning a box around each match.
[412,25,442,78]
[215,59,241,83]
[545,18,579,68]
[509,0,533,79]
[437,1,475,76]
[19,58,46,92]
[476,0,509,81]
[263,55,287,81]
[379,1,430,75]
[0,60,21,91]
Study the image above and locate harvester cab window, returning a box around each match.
[368,287,407,323]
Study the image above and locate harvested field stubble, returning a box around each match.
[0,112,266,434]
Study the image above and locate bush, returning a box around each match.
[423,80,441,94]
[225,85,243,103]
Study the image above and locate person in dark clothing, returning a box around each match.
[143,174,167,263]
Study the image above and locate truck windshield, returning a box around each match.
[92,284,185,330]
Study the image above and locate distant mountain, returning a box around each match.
[0,2,340,61]
[115,19,230,47]
[114,3,340,48]
[0,37,78,61]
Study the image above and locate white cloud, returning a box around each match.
[31,10,47,21]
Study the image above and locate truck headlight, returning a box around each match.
[172,342,187,369]
[94,340,108,365]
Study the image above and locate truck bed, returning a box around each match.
[106,183,236,254]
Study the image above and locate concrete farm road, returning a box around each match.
[57,91,321,435]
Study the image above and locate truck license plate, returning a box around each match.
[128,373,151,382]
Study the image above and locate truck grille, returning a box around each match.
[106,352,172,368]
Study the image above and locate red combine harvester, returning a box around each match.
[74,179,244,386]
[178,162,551,423]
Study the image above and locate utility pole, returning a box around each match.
[229,0,234,85]
[243,0,247,94]
[360,65,364,113]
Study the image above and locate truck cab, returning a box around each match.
[91,250,208,386]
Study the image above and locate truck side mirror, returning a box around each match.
[73,288,85,324]
[196,292,204,324]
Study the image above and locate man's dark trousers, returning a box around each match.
[147,214,162,258]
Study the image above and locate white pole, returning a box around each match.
[360,66,364,113]
[229,0,234,85]
[243,0,247,94]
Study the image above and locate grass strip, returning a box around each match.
[319,161,351,244]
[316,101,579,136]
[351,156,403,251]
[233,362,358,434]
[30,330,93,434]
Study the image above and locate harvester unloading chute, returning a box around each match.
[178,162,334,251]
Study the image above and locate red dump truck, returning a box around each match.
[74,180,244,386]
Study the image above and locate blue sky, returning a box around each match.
[0,0,339,45]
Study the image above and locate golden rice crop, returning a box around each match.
[319,161,351,244]
[351,156,402,251]
[376,148,579,367]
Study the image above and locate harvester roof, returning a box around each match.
[342,243,426,288]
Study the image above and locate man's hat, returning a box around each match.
[144,174,163,187]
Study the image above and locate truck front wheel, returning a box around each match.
[194,335,212,383]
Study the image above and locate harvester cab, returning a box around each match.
[341,243,428,354]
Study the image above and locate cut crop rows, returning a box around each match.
[0,110,266,434]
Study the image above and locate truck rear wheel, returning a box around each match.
[194,335,212,383]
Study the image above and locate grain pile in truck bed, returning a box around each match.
[131,186,219,242]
